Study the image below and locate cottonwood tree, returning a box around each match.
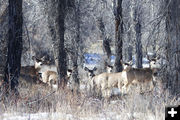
[0,1,8,85]
[133,1,143,68]
[4,0,23,95]
[97,17,112,70]
[46,0,68,88]
[165,0,180,93]
[114,0,123,72]
[67,0,81,92]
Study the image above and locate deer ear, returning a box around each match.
[127,61,133,66]
[107,65,113,68]
[32,56,41,62]
[93,67,97,71]
[44,60,50,65]
[41,56,46,61]
[32,56,36,60]
[67,69,72,73]
[151,58,156,62]
[120,60,125,64]
[156,55,160,60]
[84,67,89,71]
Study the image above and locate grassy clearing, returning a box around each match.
[0,77,179,120]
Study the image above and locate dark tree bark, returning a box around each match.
[56,1,67,88]
[103,37,111,62]
[70,0,81,92]
[4,0,23,94]
[0,6,8,84]
[165,0,180,93]
[46,0,67,88]
[134,10,142,68]
[114,0,123,72]
[125,22,133,62]
[97,17,112,70]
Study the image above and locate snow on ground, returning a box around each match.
[1,112,73,120]
[1,112,157,120]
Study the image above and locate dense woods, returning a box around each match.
[0,0,180,119]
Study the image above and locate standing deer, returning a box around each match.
[85,59,159,97]
[39,69,73,90]
[121,59,159,94]
[84,64,117,97]
[19,56,49,87]
[106,65,113,73]
[34,56,73,89]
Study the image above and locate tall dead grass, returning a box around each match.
[0,77,180,120]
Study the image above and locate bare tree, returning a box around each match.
[125,22,133,62]
[114,0,123,72]
[134,3,143,68]
[165,0,180,93]
[97,17,111,70]
[46,0,68,88]
[0,3,8,84]
[70,0,81,92]
[4,0,23,95]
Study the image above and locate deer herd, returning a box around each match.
[84,59,160,97]
[19,56,73,90]
[19,55,160,98]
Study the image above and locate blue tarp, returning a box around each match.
[84,53,115,65]
[84,53,149,65]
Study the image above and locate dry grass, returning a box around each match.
[0,76,180,120]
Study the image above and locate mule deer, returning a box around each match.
[121,59,159,94]
[106,65,113,73]
[34,56,73,88]
[32,56,57,73]
[84,66,123,97]
[39,69,73,90]
[20,56,44,77]
[84,64,113,79]
[84,60,158,97]
[19,56,49,87]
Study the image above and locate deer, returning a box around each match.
[84,64,120,97]
[84,68,125,97]
[85,65,113,79]
[120,58,160,94]
[33,56,57,73]
[18,56,51,87]
[20,56,44,77]
[39,69,73,90]
[85,59,159,97]
[106,65,113,73]
[34,56,73,89]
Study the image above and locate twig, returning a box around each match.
[26,91,56,105]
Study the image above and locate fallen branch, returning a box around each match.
[26,91,56,105]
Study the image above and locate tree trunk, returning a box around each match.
[71,0,81,92]
[165,0,180,93]
[114,0,123,72]
[103,37,111,64]
[97,17,111,70]
[4,0,23,95]
[0,5,8,84]
[125,22,133,62]
[135,15,142,68]
[56,1,68,88]
[46,0,67,88]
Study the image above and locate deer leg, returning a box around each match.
[122,81,130,95]
[149,81,154,91]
